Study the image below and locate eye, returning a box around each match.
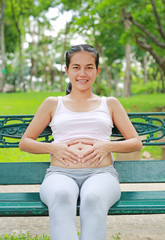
[87,66,93,70]
[73,66,79,70]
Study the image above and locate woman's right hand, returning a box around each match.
[50,140,80,166]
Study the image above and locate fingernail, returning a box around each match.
[82,159,85,163]
[78,158,81,162]
[74,161,77,164]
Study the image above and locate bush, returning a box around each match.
[132,81,159,95]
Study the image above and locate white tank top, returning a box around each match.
[50,96,113,142]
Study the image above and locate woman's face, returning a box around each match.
[65,51,100,91]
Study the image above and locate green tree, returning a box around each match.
[118,0,165,92]
[61,0,165,94]
[4,0,53,91]
[0,0,6,92]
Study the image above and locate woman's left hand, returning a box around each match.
[79,140,111,166]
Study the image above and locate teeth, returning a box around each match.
[77,80,87,82]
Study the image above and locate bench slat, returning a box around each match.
[0,162,49,184]
[0,191,165,217]
[114,160,165,183]
[0,160,165,184]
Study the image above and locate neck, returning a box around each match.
[69,89,94,100]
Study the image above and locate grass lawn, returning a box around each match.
[0,92,164,114]
[0,92,164,162]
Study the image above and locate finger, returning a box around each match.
[80,140,94,146]
[86,155,100,166]
[60,158,69,166]
[95,156,104,166]
[64,152,79,164]
[67,149,80,158]
[81,148,94,159]
[67,140,80,146]
[82,152,97,163]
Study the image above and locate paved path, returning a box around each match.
[0,184,165,240]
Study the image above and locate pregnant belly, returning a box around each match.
[51,138,113,169]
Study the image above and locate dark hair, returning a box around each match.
[65,44,99,95]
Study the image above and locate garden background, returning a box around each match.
[0,0,165,162]
[0,1,165,239]
[0,0,165,96]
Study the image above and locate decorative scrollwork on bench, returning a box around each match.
[112,113,165,146]
[0,115,53,148]
[0,113,165,148]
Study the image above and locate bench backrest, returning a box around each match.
[0,113,165,148]
[0,113,165,185]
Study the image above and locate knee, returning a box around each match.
[53,188,74,205]
[41,183,76,207]
[81,192,103,211]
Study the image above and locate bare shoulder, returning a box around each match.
[43,96,58,104]
[41,96,58,117]
[106,96,127,121]
[106,96,123,109]
[41,96,58,109]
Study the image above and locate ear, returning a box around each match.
[96,67,101,77]
[65,66,69,76]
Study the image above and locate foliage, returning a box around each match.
[0,0,165,94]
[0,232,50,240]
[132,81,160,95]
[112,232,121,240]
[0,232,121,240]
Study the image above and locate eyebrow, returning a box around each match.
[72,63,95,66]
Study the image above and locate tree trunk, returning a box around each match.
[50,68,55,86]
[121,10,132,97]
[0,0,6,92]
[42,45,48,84]
[29,20,37,92]
[30,58,35,92]
[10,0,26,91]
[160,71,165,93]
[18,33,26,92]
[60,23,70,92]
[124,42,131,97]
[143,54,148,84]
[96,73,101,95]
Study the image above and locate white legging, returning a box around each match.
[40,172,121,240]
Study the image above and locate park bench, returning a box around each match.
[0,113,165,217]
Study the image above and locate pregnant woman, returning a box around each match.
[19,44,142,240]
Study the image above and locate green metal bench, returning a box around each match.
[0,113,165,216]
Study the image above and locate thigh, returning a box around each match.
[80,173,121,209]
[40,174,79,207]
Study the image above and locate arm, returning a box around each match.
[107,97,142,153]
[19,97,55,154]
[19,97,79,165]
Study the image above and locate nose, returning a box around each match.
[79,68,86,76]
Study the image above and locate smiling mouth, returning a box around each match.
[77,79,88,83]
